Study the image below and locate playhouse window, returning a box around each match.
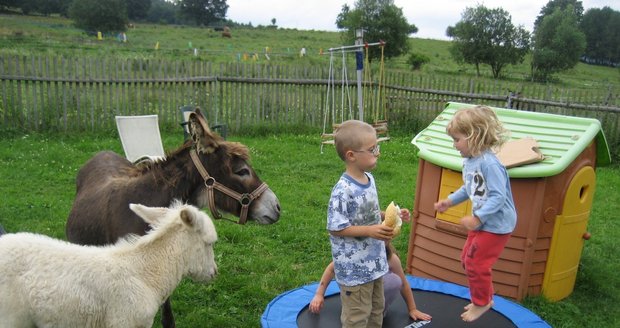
[436,168,472,225]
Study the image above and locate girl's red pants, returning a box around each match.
[461,230,511,306]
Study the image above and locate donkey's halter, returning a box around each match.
[190,149,268,225]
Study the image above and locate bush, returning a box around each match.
[407,52,430,70]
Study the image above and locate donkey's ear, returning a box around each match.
[129,203,169,225]
[189,107,220,154]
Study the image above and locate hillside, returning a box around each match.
[1,14,618,90]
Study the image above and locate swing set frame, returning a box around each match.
[320,40,389,153]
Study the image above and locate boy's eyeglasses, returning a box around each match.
[353,144,380,156]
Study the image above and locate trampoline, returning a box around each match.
[262,275,550,328]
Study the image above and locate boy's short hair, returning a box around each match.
[334,120,376,161]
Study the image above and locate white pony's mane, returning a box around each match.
[115,200,189,248]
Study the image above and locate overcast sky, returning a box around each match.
[226,0,619,40]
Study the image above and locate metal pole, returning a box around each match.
[355,29,364,121]
[327,41,383,53]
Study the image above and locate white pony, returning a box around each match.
[0,201,218,328]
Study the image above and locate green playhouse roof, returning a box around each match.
[412,102,611,178]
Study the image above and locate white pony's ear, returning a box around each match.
[180,208,197,228]
[180,206,217,242]
[129,203,169,225]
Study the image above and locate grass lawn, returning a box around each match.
[0,130,617,327]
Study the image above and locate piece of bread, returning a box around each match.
[383,201,402,236]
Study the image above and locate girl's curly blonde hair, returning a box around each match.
[446,105,509,157]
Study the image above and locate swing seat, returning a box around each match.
[373,120,390,142]
[320,124,343,145]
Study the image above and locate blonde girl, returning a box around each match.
[434,105,517,322]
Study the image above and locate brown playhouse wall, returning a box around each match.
[406,141,597,301]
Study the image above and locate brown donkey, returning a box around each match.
[66,108,280,327]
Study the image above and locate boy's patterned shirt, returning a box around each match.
[327,173,388,286]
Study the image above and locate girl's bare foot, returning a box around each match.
[461,301,494,322]
[464,303,473,311]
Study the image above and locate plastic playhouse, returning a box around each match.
[407,102,611,302]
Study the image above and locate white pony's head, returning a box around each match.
[129,201,218,282]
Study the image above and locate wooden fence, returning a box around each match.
[1,55,618,158]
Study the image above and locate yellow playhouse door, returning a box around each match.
[542,166,596,301]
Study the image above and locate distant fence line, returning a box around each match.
[1,55,618,157]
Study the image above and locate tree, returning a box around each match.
[581,7,620,66]
[0,0,19,10]
[446,5,530,78]
[147,0,180,24]
[534,0,584,30]
[17,0,37,14]
[335,0,417,61]
[177,0,228,26]
[69,0,128,33]
[531,5,586,81]
[13,0,71,16]
[126,0,151,20]
[36,0,66,16]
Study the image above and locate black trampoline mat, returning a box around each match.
[297,290,516,328]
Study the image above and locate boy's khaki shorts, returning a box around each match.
[339,277,384,328]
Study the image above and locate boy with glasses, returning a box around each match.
[326,120,396,327]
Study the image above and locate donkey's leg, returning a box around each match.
[161,298,175,328]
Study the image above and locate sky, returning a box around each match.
[226,0,619,41]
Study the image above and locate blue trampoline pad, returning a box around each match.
[262,275,551,328]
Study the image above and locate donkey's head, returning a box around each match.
[187,108,281,224]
